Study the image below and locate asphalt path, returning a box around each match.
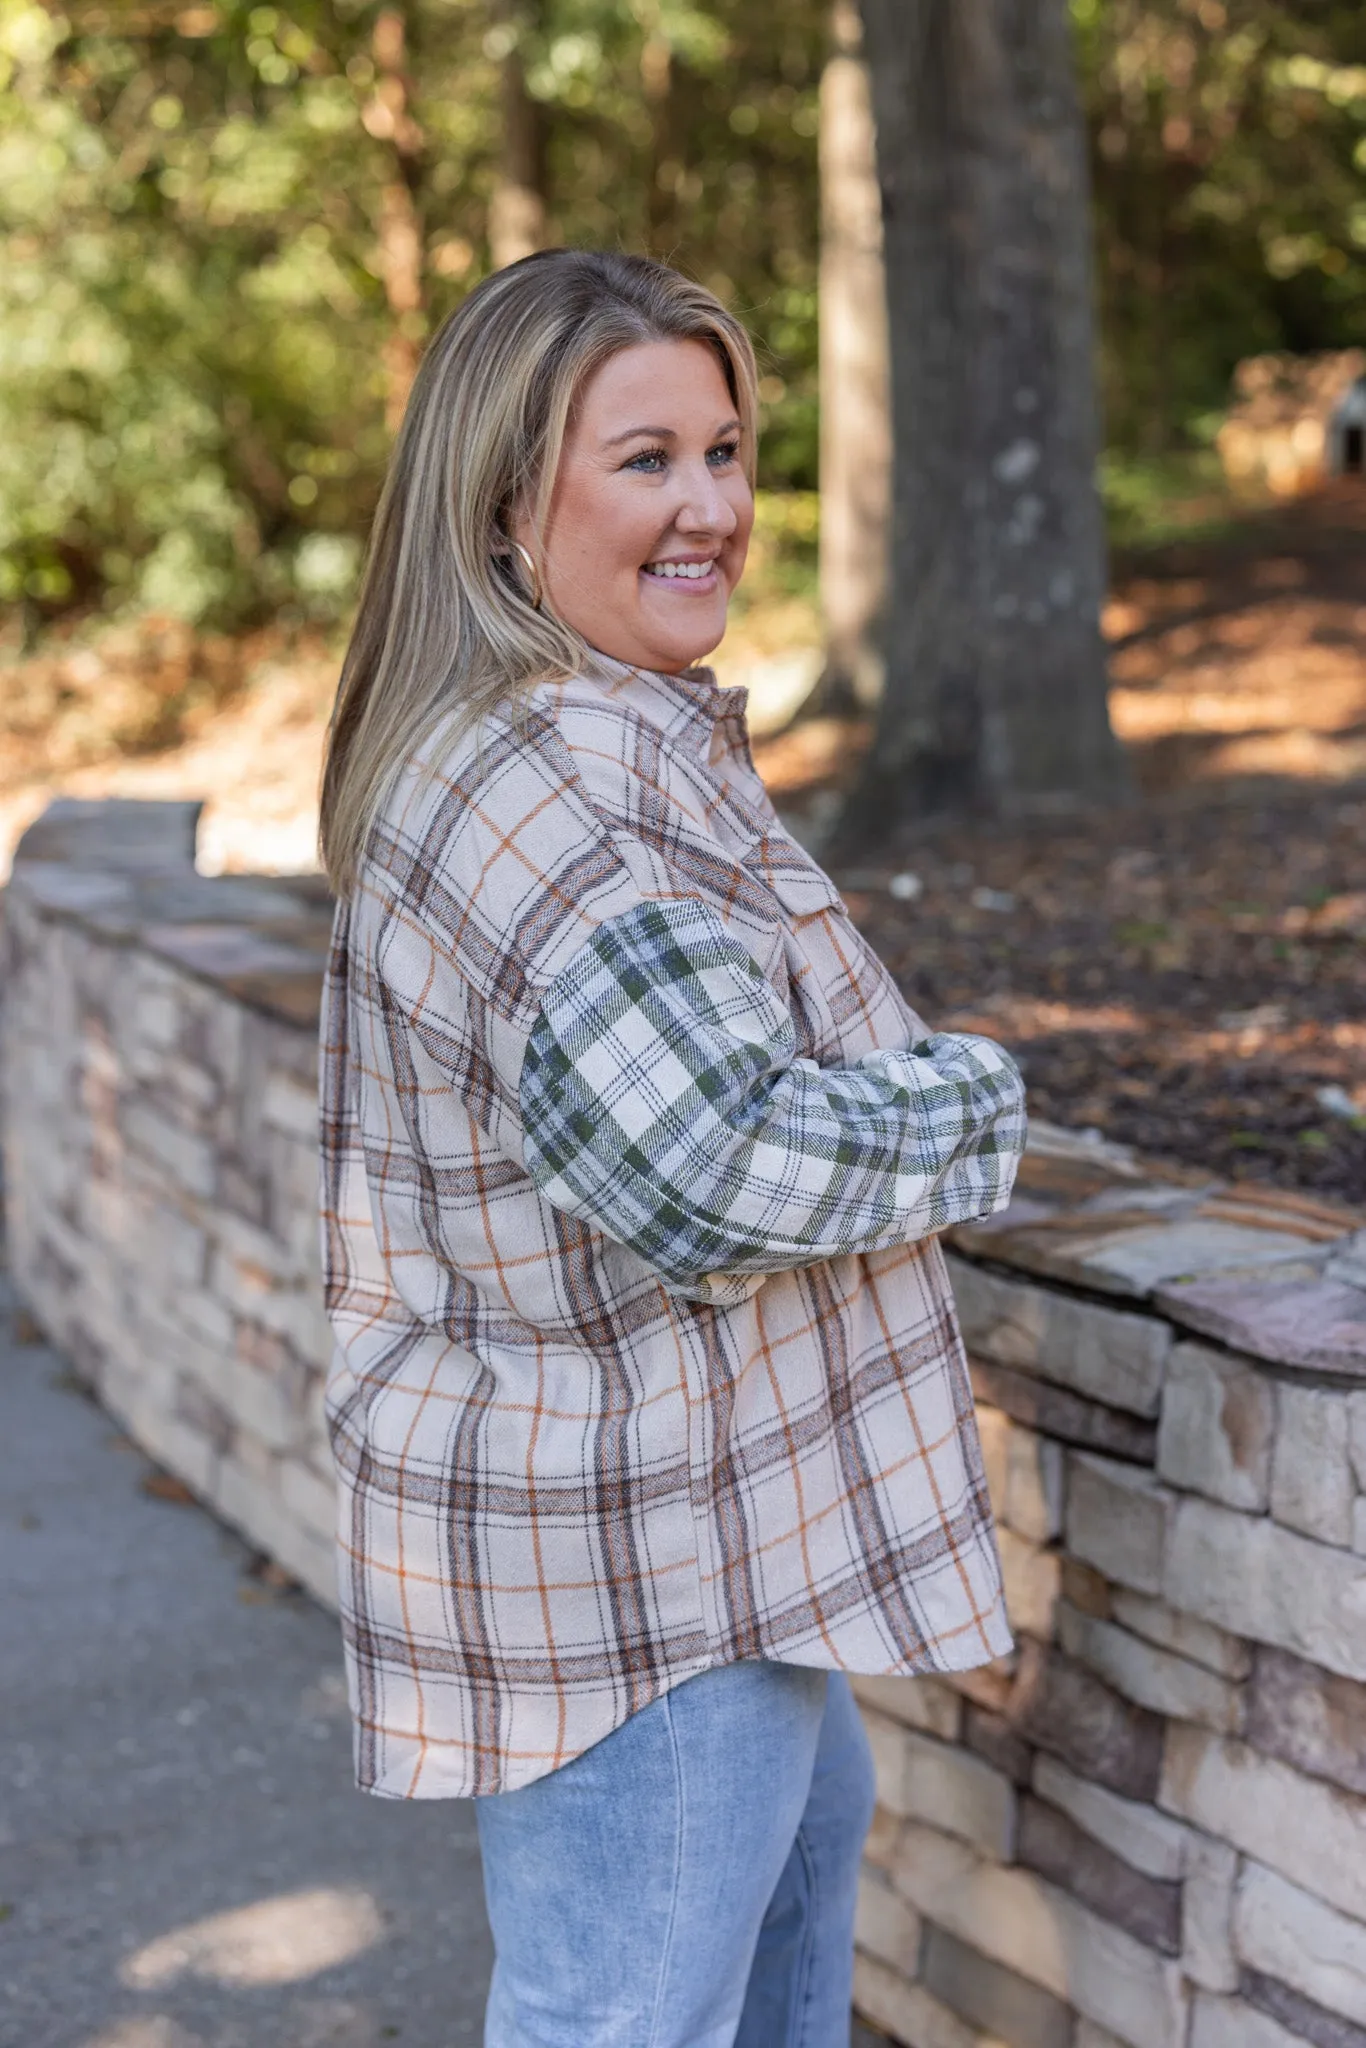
[0,1267,490,2048]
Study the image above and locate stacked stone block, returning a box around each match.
[4,799,1366,2048]
[0,800,338,1605]
[853,1147,1366,2048]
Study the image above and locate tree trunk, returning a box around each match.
[489,3,546,269]
[818,0,890,710]
[848,0,1125,836]
[367,6,426,432]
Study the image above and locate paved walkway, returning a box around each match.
[1,1269,490,2048]
[2,1267,883,2048]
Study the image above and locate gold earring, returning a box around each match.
[511,540,543,611]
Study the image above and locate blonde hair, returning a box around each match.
[319,249,759,895]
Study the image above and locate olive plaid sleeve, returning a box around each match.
[520,897,1026,1300]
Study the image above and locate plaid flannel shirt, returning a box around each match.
[320,654,1023,1798]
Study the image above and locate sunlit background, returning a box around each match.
[1,0,1365,1199]
[4,0,1366,871]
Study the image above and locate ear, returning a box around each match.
[506,494,537,557]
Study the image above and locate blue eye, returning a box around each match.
[623,440,740,475]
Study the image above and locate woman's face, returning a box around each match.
[518,337,754,676]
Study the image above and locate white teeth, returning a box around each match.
[644,560,715,580]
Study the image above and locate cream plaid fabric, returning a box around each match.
[320,654,1022,1798]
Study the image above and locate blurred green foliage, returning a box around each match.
[1097,448,1232,551]
[1076,0,1366,454]
[1,0,1364,632]
[0,0,823,627]
[741,489,819,598]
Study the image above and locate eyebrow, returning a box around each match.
[603,418,742,447]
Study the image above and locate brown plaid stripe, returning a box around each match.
[320,655,1016,1798]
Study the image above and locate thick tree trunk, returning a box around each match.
[489,3,546,269]
[818,0,891,710]
[367,6,426,432]
[849,0,1125,834]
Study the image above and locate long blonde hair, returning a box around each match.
[319,249,759,895]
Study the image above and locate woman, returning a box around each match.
[318,248,1025,2047]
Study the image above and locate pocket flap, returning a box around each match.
[760,852,846,922]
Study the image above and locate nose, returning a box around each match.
[673,459,738,538]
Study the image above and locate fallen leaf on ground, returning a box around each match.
[140,1471,197,1506]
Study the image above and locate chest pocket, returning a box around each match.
[748,849,861,1062]
[767,861,848,923]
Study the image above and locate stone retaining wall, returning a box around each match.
[0,800,338,1604]
[5,799,1366,2048]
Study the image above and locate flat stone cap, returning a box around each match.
[951,1120,1366,1379]
[13,798,204,873]
[6,796,331,1028]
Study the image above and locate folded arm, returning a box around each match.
[520,898,1026,1303]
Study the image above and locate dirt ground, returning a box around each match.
[831,789,1366,1204]
[3,486,1363,1202]
[761,487,1366,1204]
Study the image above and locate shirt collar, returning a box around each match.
[584,648,751,760]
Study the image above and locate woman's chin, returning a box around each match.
[648,634,724,675]
[636,604,729,673]
[577,593,730,676]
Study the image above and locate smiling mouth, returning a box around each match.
[641,558,719,583]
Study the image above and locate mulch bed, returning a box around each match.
[765,490,1366,1205]
[836,783,1366,1204]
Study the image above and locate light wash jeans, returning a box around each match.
[474,1661,877,2048]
